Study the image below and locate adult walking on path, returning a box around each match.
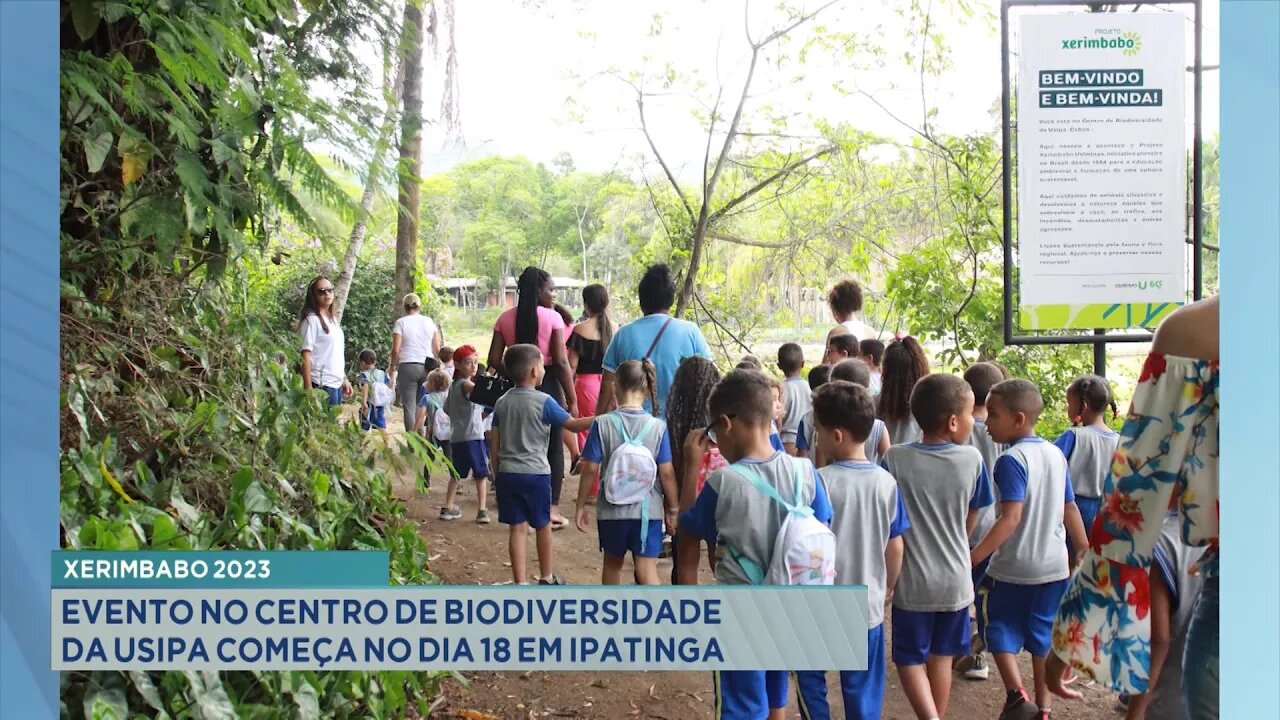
[1046,296,1220,719]
[489,267,578,528]
[298,276,352,407]
[389,292,443,433]
[567,284,617,493]
[598,264,712,417]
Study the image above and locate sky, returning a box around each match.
[396,0,1220,177]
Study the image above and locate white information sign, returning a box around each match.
[1016,12,1187,307]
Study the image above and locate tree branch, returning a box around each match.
[636,93,696,222]
[710,144,835,222]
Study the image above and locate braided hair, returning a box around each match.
[664,356,722,493]
[515,266,550,346]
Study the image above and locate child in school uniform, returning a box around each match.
[1053,374,1120,552]
[575,359,679,585]
[490,344,594,585]
[415,369,453,490]
[767,377,786,452]
[440,345,493,523]
[355,349,392,432]
[777,343,811,455]
[970,379,1089,720]
[859,338,885,397]
[1123,511,1207,720]
[880,373,994,720]
[830,358,891,466]
[677,369,834,720]
[794,364,830,466]
[793,381,908,720]
[438,346,456,380]
[878,337,929,445]
[822,332,859,367]
[665,356,724,583]
[958,361,1009,681]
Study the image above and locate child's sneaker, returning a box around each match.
[998,688,1040,720]
[438,506,462,521]
[538,575,565,586]
[476,510,491,524]
[960,653,989,680]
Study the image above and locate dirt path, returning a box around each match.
[380,417,1121,720]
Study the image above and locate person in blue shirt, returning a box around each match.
[677,369,833,720]
[598,264,712,417]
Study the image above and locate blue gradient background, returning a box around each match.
[0,0,60,715]
[0,0,1276,716]
[1219,1,1279,717]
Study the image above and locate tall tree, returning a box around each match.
[394,0,427,314]
[335,30,405,323]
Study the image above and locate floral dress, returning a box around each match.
[1051,352,1219,694]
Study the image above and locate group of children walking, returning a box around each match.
[358,324,1195,720]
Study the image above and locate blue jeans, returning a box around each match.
[1181,575,1218,720]
[323,386,343,407]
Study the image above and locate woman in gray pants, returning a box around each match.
[389,292,442,432]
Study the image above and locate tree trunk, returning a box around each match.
[334,46,404,324]
[394,0,426,320]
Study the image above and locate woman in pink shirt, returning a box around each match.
[488,266,578,528]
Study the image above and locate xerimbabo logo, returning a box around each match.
[1061,30,1143,56]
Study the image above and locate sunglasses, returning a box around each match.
[703,413,737,445]
[315,287,335,295]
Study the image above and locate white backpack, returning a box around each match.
[428,397,452,440]
[730,459,836,586]
[368,370,394,408]
[601,414,661,540]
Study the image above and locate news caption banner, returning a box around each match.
[1015,10,1188,330]
[52,552,870,671]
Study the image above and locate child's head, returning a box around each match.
[453,345,479,378]
[963,362,1007,408]
[425,369,450,393]
[439,346,455,364]
[985,379,1044,443]
[767,378,784,422]
[665,356,723,477]
[1066,374,1117,425]
[878,336,930,422]
[707,369,775,462]
[777,343,805,376]
[831,357,872,388]
[503,344,544,387]
[823,332,860,366]
[615,359,659,414]
[807,364,831,392]
[826,279,864,322]
[858,339,885,370]
[813,381,876,459]
[910,373,976,443]
[736,355,762,371]
[358,348,377,369]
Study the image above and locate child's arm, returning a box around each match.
[562,416,595,434]
[575,461,599,533]
[415,405,427,433]
[1064,502,1089,570]
[676,479,719,586]
[676,527,705,586]
[1124,566,1175,720]
[878,430,891,458]
[489,427,500,477]
[971,502,1021,566]
[884,536,904,605]
[461,379,476,396]
[658,462,679,533]
[681,429,712,512]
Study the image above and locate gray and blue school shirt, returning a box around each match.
[1053,425,1120,499]
[884,415,923,446]
[967,419,1004,547]
[1146,513,1207,720]
[581,409,674,521]
[796,414,889,467]
[820,460,910,627]
[445,379,487,443]
[780,376,811,444]
[680,452,834,586]
[881,443,993,612]
[491,387,572,475]
[986,437,1074,585]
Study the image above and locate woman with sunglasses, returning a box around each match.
[298,276,352,407]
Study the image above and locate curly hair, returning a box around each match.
[827,279,864,318]
[877,336,930,423]
[664,356,722,492]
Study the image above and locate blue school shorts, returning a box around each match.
[450,439,490,480]
[977,577,1071,657]
[795,624,886,720]
[495,473,551,529]
[360,405,386,431]
[713,670,789,718]
[1070,495,1102,556]
[891,607,970,665]
[598,519,664,559]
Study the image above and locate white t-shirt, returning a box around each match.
[392,313,438,365]
[840,318,880,342]
[300,313,346,389]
